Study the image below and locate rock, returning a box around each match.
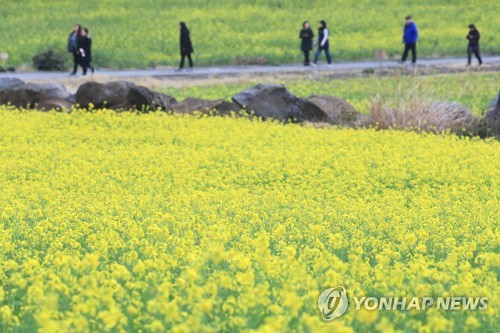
[75,81,178,112]
[301,95,359,126]
[76,81,136,109]
[0,77,24,90]
[0,67,6,73]
[212,101,241,116]
[108,101,134,111]
[232,84,302,121]
[171,98,240,115]
[356,114,372,128]
[477,93,500,137]
[66,94,76,104]
[7,67,15,73]
[36,99,72,112]
[37,84,72,100]
[127,86,177,112]
[0,82,45,108]
[428,102,476,132]
[0,81,72,108]
[484,94,499,123]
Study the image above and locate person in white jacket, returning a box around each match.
[312,20,332,66]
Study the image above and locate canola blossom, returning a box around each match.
[0,108,498,332]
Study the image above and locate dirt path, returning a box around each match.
[1,57,499,90]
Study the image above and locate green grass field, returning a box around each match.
[158,72,499,115]
[1,0,499,68]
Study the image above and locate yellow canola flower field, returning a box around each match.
[0,108,498,332]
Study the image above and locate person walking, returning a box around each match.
[68,24,82,75]
[400,16,418,65]
[78,28,95,75]
[466,24,482,66]
[299,21,314,66]
[178,22,194,71]
[312,20,332,67]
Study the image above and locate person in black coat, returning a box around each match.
[178,22,194,71]
[466,24,482,66]
[68,24,82,75]
[78,28,95,75]
[299,21,314,66]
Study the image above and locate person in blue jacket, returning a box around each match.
[400,16,418,64]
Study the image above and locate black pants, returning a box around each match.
[81,60,94,75]
[303,50,310,65]
[71,51,81,74]
[401,43,417,63]
[468,45,482,65]
[180,52,193,69]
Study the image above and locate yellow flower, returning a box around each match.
[0,108,497,332]
[357,308,378,325]
[0,305,13,323]
[404,233,417,247]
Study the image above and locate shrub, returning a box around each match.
[32,49,68,71]
[368,79,477,134]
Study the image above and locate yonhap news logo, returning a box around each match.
[317,286,349,321]
[318,287,488,321]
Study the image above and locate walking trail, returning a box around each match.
[1,57,499,82]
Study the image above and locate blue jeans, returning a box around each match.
[314,44,332,64]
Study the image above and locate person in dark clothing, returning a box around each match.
[178,22,194,71]
[400,16,418,65]
[312,20,332,67]
[299,21,314,66]
[466,24,482,66]
[78,28,95,75]
[68,24,82,75]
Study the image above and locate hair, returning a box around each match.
[320,20,327,28]
[72,24,82,35]
[405,16,412,20]
[303,21,309,28]
[469,24,476,29]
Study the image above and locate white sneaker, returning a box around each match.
[310,63,317,68]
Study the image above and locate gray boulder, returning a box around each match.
[428,102,476,132]
[75,81,179,112]
[0,80,72,108]
[172,98,241,115]
[76,81,136,109]
[127,86,177,112]
[0,78,24,90]
[0,77,24,93]
[0,78,25,106]
[40,84,72,100]
[484,94,499,123]
[301,95,359,125]
[356,114,372,128]
[478,93,500,137]
[232,84,302,121]
[213,101,242,116]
